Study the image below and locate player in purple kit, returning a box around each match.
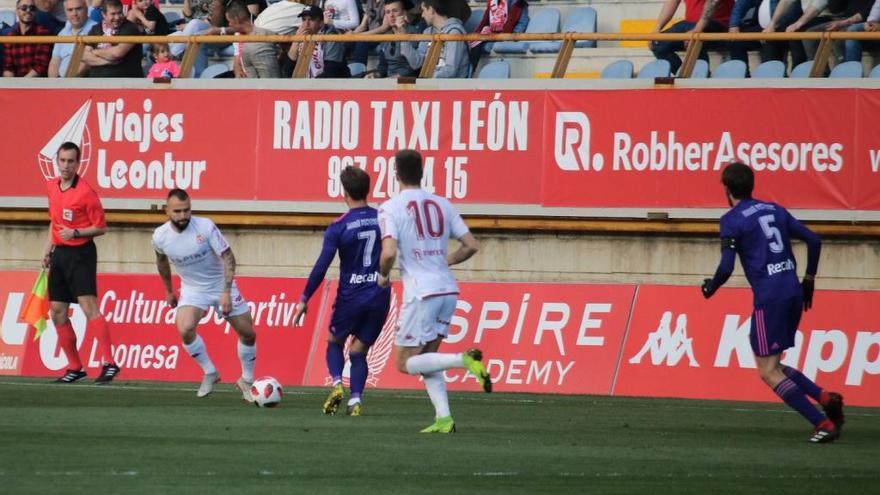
[701,162,844,443]
[293,166,391,416]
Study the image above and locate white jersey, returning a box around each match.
[152,216,231,293]
[379,189,469,300]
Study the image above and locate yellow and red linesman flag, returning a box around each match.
[19,269,50,341]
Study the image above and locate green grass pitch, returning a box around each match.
[1,377,878,494]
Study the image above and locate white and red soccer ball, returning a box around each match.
[250,376,283,408]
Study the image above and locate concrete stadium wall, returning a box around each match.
[3,223,878,290]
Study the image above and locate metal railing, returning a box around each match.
[4,30,880,79]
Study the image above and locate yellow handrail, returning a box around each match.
[5,31,880,78]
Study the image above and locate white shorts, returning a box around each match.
[395,294,457,347]
[179,283,250,317]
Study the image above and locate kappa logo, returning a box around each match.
[629,311,700,367]
[325,290,399,387]
[39,100,93,180]
[554,111,604,171]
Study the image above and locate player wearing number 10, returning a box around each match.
[293,166,391,416]
[377,149,491,433]
[701,162,844,443]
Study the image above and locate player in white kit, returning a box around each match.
[152,189,257,401]
[377,149,491,433]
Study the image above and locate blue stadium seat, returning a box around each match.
[477,60,510,79]
[637,59,671,78]
[164,11,182,25]
[677,59,708,78]
[0,9,15,27]
[464,8,484,33]
[600,59,633,79]
[829,61,863,78]
[790,61,813,78]
[348,62,366,77]
[712,59,747,78]
[200,63,231,79]
[752,60,786,78]
[529,7,597,53]
[871,64,880,78]
[493,8,561,54]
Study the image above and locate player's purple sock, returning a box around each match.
[774,378,825,426]
[782,365,823,402]
[326,341,344,383]
[348,351,367,399]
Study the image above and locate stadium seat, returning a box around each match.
[600,59,633,79]
[0,9,14,27]
[712,59,747,78]
[464,8,484,33]
[477,60,510,79]
[637,59,671,78]
[677,59,708,78]
[493,8,561,54]
[200,63,231,79]
[790,61,813,78]
[752,60,786,78]
[164,11,182,24]
[871,64,880,78]
[529,7,597,53]
[829,61,863,78]
[348,62,366,78]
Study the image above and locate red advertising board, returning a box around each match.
[303,281,636,395]
[614,285,880,407]
[544,89,860,209]
[255,90,545,205]
[1,273,316,385]
[1,88,877,213]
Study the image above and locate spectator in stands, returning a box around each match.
[226,0,280,78]
[254,0,307,35]
[88,0,103,23]
[802,0,875,61]
[126,0,168,35]
[351,0,388,65]
[468,0,529,70]
[401,0,470,78]
[34,0,66,33]
[2,0,53,77]
[286,5,350,77]
[729,0,802,71]
[368,0,421,78]
[775,0,845,66]
[146,42,180,77]
[847,0,880,61]
[649,0,735,75]
[323,0,359,31]
[82,0,143,77]
[49,0,97,77]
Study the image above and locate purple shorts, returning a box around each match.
[328,290,391,346]
[751,296,803,357]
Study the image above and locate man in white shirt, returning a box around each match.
[153,188,257,401]
[377,149,490,434]
[48,0,97,77]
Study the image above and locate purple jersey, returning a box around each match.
[710,198,820,306]
[301,206,389,305]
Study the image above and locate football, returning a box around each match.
[250,376,283,408]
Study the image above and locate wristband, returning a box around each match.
[220,27,227,35]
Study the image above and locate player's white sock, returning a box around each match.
[422,371,451,419]
[237,340,256,382]
[183,335,217,375]
[347,398,361,406]
[405,352,463,375]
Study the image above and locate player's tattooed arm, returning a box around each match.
[221,248,236,291]
[155,252,174,293]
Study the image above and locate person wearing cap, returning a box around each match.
[286,4,350,78]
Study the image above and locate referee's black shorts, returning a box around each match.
[48,241,98,303]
